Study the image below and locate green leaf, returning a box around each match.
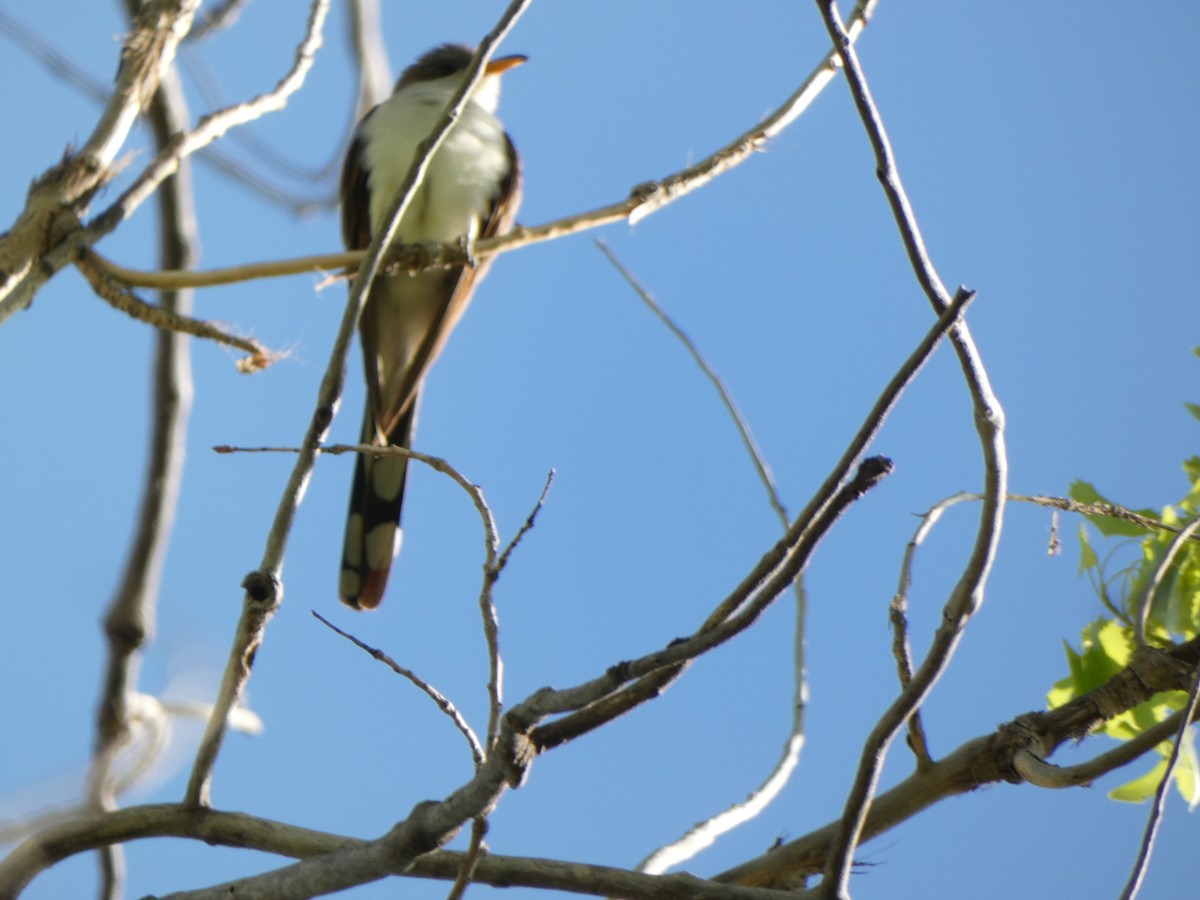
[1045,679,1074,710]
[1070,480,1106,505]
[1068,480,1152,537]
[1185,402,1200,423]
[1164,544,1200,634]
[1076,525,1098,575]
[1095,619,1133,667]
[1048,620,1131,709]
[1181,457,1200,511]
[1171,729,1200,810]
[1110,731,1200,808]
[1110,758,1168,803]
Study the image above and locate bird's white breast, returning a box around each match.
[360,80,510,244]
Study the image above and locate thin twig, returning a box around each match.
[893,490,1191,542]
[596,240,786,524]
[889,493,980,767]
[312,613,484,765]
[477,471,557,751]
[216,441,502,580]
[180,0,334,809]
[495,470,555,576]
[76,249,272,371]
[1012,494,1180,537]
[596,239,808,873]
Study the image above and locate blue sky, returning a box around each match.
[1,2,1198,898]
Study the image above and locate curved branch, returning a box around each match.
[83,0,883,296]
[596,239,805,873]
[813,3,1008,894]
[1013,709,1187,790]
[76,250,272,371]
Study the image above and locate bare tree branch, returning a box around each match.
[0,802,801,900]
[83,9,199,893]
[1013,709,1192,790]
[0,0,202,324]
[5,636,1196,897]
[811,3,1008,893]
[495,470,555,577]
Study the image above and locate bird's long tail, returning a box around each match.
[339,403,417,609]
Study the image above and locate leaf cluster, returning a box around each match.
[1050,392,1200,806]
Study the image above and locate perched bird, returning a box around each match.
[338,44,525,609]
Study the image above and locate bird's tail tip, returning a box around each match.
[339,566,390,610]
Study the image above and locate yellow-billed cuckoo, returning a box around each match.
[339,44,524,609]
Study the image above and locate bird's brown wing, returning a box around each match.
[369,132,522,440]
[341,131,521,440]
